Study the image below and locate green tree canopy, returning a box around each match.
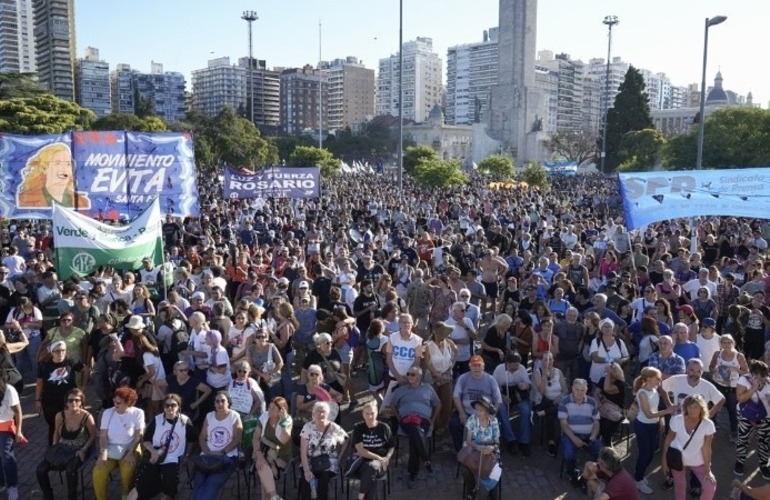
[519,162,550,188]
[617,128,666,172]
[0,94,94,134]
[413,158,468,188]
[0,72,47,99]
[604,66,653,172]
[477,154,514,178]
[663,107,770,170]
[287,145,341,177]
[175,107,277,172]
[403,145,439,175]
[92,113,169,132]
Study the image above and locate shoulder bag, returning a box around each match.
[457,444,496,479]
[193,453,230,474]
[142,416,179,465]
[309,423,334,474]
[319,352,347,387]
[665,419,702,471]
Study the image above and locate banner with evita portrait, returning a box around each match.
[0,131,199,219]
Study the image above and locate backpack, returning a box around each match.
[366,337,386,387]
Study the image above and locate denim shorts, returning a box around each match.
[336,343,353,364]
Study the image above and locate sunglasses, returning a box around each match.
[255,336,267,340]
[406,372,419,377]
[67,398,81,403]
[309,373,321,377]
[164,403,179,408]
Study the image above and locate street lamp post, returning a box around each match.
[241,11,258,125]
[397,0,404,193]
[695,15,727,170]
[599,15,619,175]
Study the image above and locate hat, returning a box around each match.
[190,291,205,300]
[679,305,694,317]
[126,315,145,330]
[277,277,290,286]
[49,340,67,353]
[142,257,152,262]
[299,281,309,289]
[432,321,453,337]
[702,318,717,329]
[469,355,485,367]
[472,395,497,416]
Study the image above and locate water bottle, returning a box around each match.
[310,477,318,499]
[729,486,742,499]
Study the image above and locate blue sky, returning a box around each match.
[76,0,768,106]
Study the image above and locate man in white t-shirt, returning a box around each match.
[661,358,725,418]
[384,313,423,400]
[0,377,23,500]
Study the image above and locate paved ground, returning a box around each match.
[16,373,768,499]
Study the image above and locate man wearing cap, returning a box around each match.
[382,366,440,489]
[457,287,481,330]
[184,291,212,321]
[450,355,518,455]
[558,378,603,485]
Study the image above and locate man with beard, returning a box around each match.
[354,279,380,336]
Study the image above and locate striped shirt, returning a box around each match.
[557,394,599,436]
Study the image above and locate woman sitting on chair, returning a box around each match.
[252,396,293,500]
[350,400,395,500]
[460,395,501,500]
[300,401,349,500]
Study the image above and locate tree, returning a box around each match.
[543,129,597,165]
[92,113,169,132]
[287,145,341,177]
[133,88,155,118]
[663,107,770,170]
[173,107,277,172]
[0,72,47,99]
[617,128,666,172]
[477,155,514,178]
[519,162,550,188]
[603,66,653,172]
[413,158,468,188]
[0,94,94,134]
[403,145,439,175]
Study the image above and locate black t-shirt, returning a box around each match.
[352,421,394,458]
[312,277,333,311]
[483,326,508,352]
[356,264,385,285]
[597,377,625,407]
[38,358,84,407]
[353,293,380,333]
[166,375,203,417]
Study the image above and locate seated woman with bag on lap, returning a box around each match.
[126,393,196,500]
[92,387,145,500]
[300,401,349,500]
[36,388,95,500]
[457,395,502,500]
[252,396,293,500]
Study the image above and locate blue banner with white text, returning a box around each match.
[0,131,199,219]
[619,168,770,229]
[223,166,320,199]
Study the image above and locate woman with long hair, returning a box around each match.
[17,142,91,208]
[594,362,626,446]
[662,395,717,500]
[655,298,674,330]
[135,327,167,419]
[36,388,95,500]
[481,313,513,373]
[532,351,568,457]
[330,307,355,403]
[252,396,293,500]
[511,309,533,366]
[424,322,457,434]
[248,326,284,401]
[130,284,156,323]
[637,317,661,369]
[631,367,674,495]
[273,301,298,397]
[709,334,748,442]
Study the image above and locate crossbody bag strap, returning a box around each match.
[681,419,703,451]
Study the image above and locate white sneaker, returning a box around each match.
[637,480,653,494]
[6,486,17,500]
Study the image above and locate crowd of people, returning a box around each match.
[0,172,769,499]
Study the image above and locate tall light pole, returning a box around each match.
[397,0,403,193]
[241,11,258,125]
[695,15,727,170]
[599,15,619,174]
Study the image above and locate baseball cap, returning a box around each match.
[702,318,717,329]
[277,277,290,286]
[469,355,485,366]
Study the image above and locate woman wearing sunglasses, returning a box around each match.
[126,393,196,500]
[193,391,243,500]
[36,388,95,500]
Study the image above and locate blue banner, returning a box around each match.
[0,131,199,219]
[223,166,320,199]
[619,168,770,229]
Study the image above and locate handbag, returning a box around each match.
[739,398,768,423]
[319,352,347,387]
[44,443,77,469]
[193,453,230,474]
[457,445,496,479]
[107,443,128,460]
[665,419,702,472]
[309,423,333,474]
[598,398,623,422]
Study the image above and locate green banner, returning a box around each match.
[53,199,163,279]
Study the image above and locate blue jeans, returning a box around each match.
[192,456,237,500]
[496,403,517,444]
[560,433,602,474]
[16,334,40,381]
[716,382,738,434]
[633,419,659,481]
[510,399,532,444]
[0,431,18,487]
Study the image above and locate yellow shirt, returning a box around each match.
[46,327,87,363]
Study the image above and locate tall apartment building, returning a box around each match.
[280,65,327,135]
[0,0,35,72]
[110,62,186,124]
[445,28,499,125]
[191,56,246,117]
[33,0,75,100]
[376,37,442,123]
[588,56,629,114]
[238,57,280,128]
[74,46,109,116]
[320,57,374,131]
[534,64,558,133]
